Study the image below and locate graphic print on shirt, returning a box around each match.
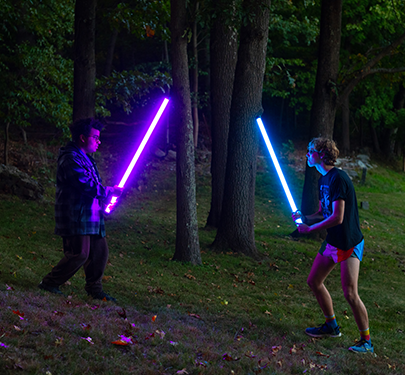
[320,184,332,218]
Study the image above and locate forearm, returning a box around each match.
[303,212,324,225]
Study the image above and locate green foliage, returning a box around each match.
[263,0,319,113]
[99,0,171,40]
[0,0,74,134]
[97,68,172,114]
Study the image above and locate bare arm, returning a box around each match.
[297,199,345,234]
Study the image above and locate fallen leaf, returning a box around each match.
[151,315,157,322]
[53,311,64,316]
[188,312,202,320]
[222,353,240,361]
[316,351,330,358]
[264,310,272,316]
[374,302,380,308]
[80,323,91,330]
[12,310,24,320]
[6,284,14,291]
[176,369,188,374]
[117,308,127,319]
[55,337,64,346]
[81,337,94,344]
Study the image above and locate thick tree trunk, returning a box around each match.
[73,0,96,121]
[206,0,238,228]
[212,0,270,258]
[383,83,405,157]
[104,28,118,77]
[301,0,342,216]
[171,0,201,265]
[341,94,350,155]
[369,119,381,154]
[4,122,9,165]
[191,4,199,148]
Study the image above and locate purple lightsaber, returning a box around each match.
[105,98,170,213]
[256,117,302,224]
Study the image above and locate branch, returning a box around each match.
[338,31,405,106]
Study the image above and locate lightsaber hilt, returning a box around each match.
[105,98,170,214]
[256,117,302,225]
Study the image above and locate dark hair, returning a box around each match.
[70,118,103,142]
[308,137,339,166]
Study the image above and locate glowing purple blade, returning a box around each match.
[105,98,170,213]
[256,118,302,224]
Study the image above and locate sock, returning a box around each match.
[324,314,338,329]
[360,328,371,342]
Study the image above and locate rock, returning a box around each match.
[166,150,177,161]
[0,164,44,200]
[361,201,369,210]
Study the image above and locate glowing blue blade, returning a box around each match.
[256,118,302,224]
[105,98,170,213]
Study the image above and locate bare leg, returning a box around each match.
[340,257,369,331]
[307,253,337,317]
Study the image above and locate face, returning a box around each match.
[306,147,322,167]
[81,128,101,154]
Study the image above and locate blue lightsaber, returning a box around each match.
[256,118,302,224]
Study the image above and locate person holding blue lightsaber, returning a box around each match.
[38,118,122,302]
[292,138,373,354]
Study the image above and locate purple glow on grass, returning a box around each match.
[0,342,9,348]
[105,98,170,213]
[256,118,302,224]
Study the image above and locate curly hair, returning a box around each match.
[308,137,339,166]
[70,118,104,142]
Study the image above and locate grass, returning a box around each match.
[1,137,405,374]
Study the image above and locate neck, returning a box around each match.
[316,163,334,176]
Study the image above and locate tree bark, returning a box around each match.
[383,83,405,157]
[104,28,118,77]
[206,0,238,228]
[4,122,10,165]
[341,94,350,155]
[212,0,270,258]
[301,0,342,216]
[191,3,199,148]
[171,0,201,265]
[73,0,96,121]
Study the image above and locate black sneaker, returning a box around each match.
[38,282,64,295]
[305,323,341,338]
[88,291,117,303]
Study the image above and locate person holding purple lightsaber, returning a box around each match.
[292,138,373,354]
[38,118,122,302]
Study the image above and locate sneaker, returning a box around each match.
[348,338,374,354]
[305,323,341,338]
[88,291,117,303]
[38,282,64,295]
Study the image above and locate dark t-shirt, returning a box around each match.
[318,168,363,250]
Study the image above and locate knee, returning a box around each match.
[307,276,320,292]
[343,289,359,306]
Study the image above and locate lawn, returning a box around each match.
[0,137,404,374]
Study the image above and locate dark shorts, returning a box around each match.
[319,239,364,263]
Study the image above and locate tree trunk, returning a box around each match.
[206,0,238,228]
[383,83,405,157]
[4,122,10,165]
[369,119,381,154]
[73,0,96,121]
[171,0,201,265]
[191,3,199,148]
[341,94,350,155]
[104,28,118,77]
[212,0,270,258]
[301,0,342,216]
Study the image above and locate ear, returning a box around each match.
[79,134,87,144]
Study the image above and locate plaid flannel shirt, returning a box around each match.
[54,142,113,237]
